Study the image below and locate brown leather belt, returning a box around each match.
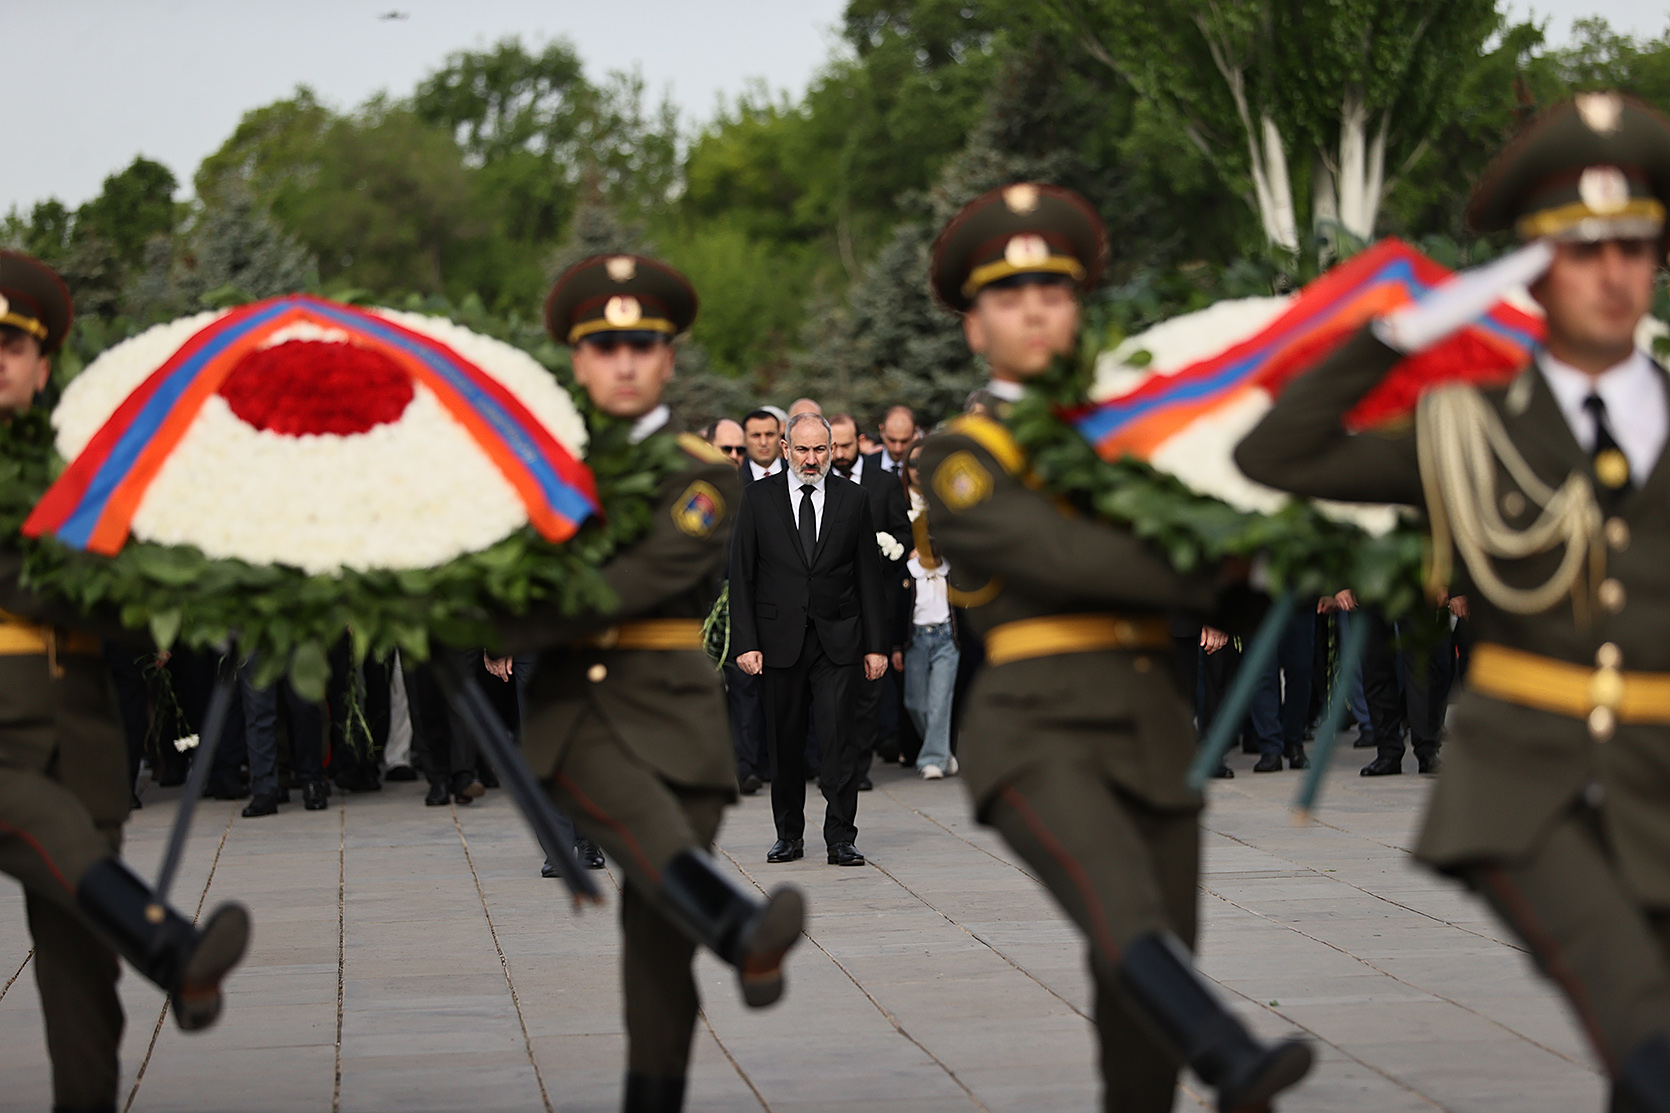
[1468,641,1670,741]
[581,619,706,651]
[983,613,1171,666]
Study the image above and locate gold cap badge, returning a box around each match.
[603,295,643,328]
[1579,166,1631,214]
[1004,234,1052,269]
[1002,183,1040,214]
[605,255,636,282]
[1576,92,1624,135]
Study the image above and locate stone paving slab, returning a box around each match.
[0,737,1605,1111]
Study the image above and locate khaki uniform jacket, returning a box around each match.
[499,434,740,793]
[0,549,130,830]
[1235,325,1670,903]
[921,415,1218,814]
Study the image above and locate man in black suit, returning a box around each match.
[730,413,889,866]
[829,413,912,780]
[739,408,784,486]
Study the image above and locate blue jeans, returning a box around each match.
[905,622,959,770]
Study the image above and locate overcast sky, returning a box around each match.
[4,0,1665,216]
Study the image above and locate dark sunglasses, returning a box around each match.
[718,445,747,456]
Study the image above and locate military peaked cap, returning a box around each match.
[544,254,698,346]
[1468,92,1670,243]
[930,183,1106,313]
[0,251,73,355]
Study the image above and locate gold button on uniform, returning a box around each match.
[1596,448,1631,489]
[1605,517,1630,551]
[587,663,608,683]
[1599,578,1626,613]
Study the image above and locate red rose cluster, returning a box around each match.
[219,340,416,436]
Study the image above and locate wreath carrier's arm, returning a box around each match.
[920,432,1217,612]
[0,548,133,640]
[495,456,740,653]
[1233,324,1426,508]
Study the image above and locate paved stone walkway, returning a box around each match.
[1,739,1602,1112]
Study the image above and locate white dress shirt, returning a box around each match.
[878,450,906,475]
[1538,350,1667,481]
[628,404,669,445]
[789,473,827,537]
[986,378,1025,402]
[907,554,951,627]
[838,454,866,483]
[749,458,782,481]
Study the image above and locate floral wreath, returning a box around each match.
[2,297,688,698]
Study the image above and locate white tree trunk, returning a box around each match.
[1331,90,1387,243]
[1257,114,1299,252]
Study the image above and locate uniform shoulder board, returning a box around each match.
[944,413,1026,476]
[676,432,729,465]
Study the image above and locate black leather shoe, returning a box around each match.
[241,794,278,818]
[857,776,873,791]
[301,781,329,810]
[575,838,605,869]
[766,838,804,863]
[1286,748,1311,770]
[424,781,449,806]
[1351,730,1376,749]
[1361,756,1403,776]
[1209,762,1234,779]
[384,764,418,782]
[452,774,485,802]
[827,843,866,866]
[1252,753,1284,773]
[739,773,762,796]
[1417,753,1442,774]
[540,858,561,879]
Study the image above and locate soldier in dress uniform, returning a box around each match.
[0,252,249,1113]
[1236,94,1670,1110]
[918,187,1313,1113]
[496,254,805,1113]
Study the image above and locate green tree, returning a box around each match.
[73,157,181,269]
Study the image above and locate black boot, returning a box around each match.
[1285,744,1310,770]
[1118,934,1312,1112]
[658,850,804,1008]
[622,1071,686,1113]
[76,859,250,1032]
[1615,1033,1670,1112]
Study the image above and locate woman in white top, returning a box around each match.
[897,443,960,779]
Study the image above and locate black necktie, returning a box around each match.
[798,484,817,562]
[1584,394,1633,502]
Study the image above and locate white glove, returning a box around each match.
[1373,239,1554,354]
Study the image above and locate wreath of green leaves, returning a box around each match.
[1002,328,1432,621]
[0,376,689,701]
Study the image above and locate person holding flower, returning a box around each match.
[0,252,250,1113]
[895,442,961,780]
[494,254,804,1113]
[918,185,1313,1113]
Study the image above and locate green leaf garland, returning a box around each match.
[1007,330,1431,622]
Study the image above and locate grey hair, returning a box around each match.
[784,411,833,443]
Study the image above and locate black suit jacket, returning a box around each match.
[844,452,912,620]
[739,459,782,487]
[728,469,888,668]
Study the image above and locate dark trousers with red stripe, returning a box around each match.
[1462,803,1670,1090]
[540,706,731,1080]
[985,755,1200,1113]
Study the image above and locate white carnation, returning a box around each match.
[876,531,905,562]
